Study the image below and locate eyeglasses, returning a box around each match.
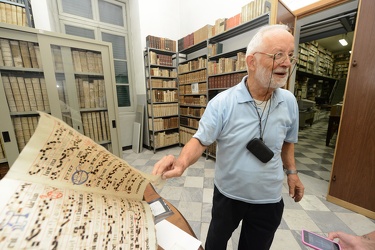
[253,51,298,65]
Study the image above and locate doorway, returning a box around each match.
[293,2,358,180]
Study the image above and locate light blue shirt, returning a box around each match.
[194,76,299,204]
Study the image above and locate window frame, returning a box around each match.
[56,0,134,112]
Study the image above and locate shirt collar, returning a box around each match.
[236,75,284,105]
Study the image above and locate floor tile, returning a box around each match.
[122,117,375,249]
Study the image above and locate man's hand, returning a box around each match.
[152,155,186,179]
[287,174,304,202]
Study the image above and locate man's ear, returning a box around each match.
[246,54,256,71]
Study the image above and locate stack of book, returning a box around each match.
[0,2,27,26]
[146,35,176,52]
[2,75,50,112]
[0,38,41,68]
[72,50,103,74]
[12,115,39,152]
[147,103,178,117]
[81,111,111,143]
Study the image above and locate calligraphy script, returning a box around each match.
[0,112,160,249]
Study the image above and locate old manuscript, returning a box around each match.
[0,112,163,249]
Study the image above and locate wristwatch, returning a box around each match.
[285,169,298,175]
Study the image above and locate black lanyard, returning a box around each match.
[245,80,272,142]
[251,97,271,141]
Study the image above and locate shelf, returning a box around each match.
[209,13,270,44]
[208,69,247,77]
[180,93,207,96]
[150,127,179,132]
[179,40,207,54]
[149,76,177,79]
[178,54,207,63]
[180,124,198,130]
[179,104,206,108]
[0,66,44,73]
[145,48,176,56]
[180,114,201,119]
[209,47,247,60]
[148,64,175,69]
[178,67,206,75]
[297,69,337,81]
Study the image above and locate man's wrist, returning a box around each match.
[285,169,298,175]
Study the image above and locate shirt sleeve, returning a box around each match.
[193,95,224,146]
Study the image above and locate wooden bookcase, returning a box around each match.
[144,47,179,153]
[0,23,121,170]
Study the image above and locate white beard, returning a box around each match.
[255,65,288,89]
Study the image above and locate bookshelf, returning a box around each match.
[174,0,295,158]
[0,22,121,169]
[144,47,179,153]
[178,51,208,146]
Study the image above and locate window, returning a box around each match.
[65,25,95,39]
[58,0,133,110]
[98,0,124,26]
[61,0,93,19]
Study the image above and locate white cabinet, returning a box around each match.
[0,23,121,170]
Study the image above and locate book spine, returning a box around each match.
[26,77,38,111]
[9,40,23,67]
[100,111,108,141]
[19,41,32,68]
[0,39,14,67]
[31,77,44,111]
[39,78,50,111]
[17,76,31,111]
[2,75,17,112]
[9,76,24,111]
[34,45,43,69]
[27,42,39,68]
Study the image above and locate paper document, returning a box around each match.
[155,220,202,250]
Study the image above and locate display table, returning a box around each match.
[144,184,204,250]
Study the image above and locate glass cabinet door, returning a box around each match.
[40,36,118,155]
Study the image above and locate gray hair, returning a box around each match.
[245,24,291,57]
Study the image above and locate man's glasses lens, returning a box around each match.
[274,52,297,65]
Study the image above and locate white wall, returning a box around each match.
[134,0,257,95]
[29,0,280,148]
[179,0,252,38]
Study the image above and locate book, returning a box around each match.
[31,77,44,110]
[0,3,6,23]
[1,75,17,112]
[34,45,43,68]
[19,41,32,68]
[0,38,14,67]
[9,40,23,67]
[17,76,31,111]
[9,76,24,112]
[28,42,39,68]
[0,112,164,249]
[39,78,50,111]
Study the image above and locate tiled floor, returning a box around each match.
[123,117,375,249]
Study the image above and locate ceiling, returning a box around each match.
[314,31,354,54]
[298,9,357,54]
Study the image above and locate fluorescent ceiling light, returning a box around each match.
[339,39,348,46]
